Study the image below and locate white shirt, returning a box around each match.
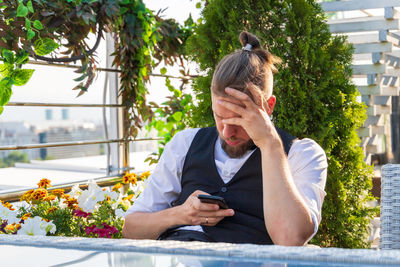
[127,128,327,239]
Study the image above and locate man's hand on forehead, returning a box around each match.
[227,84,267,112]
[216,86,275,148]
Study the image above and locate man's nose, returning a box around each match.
[222,124,236,139]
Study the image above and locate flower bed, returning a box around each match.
[0,172,149,238]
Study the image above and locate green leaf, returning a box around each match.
[0,64,13,76]
[155,120,165,131]
[196,2,202,8]
[173,89,182,97]
[160,67,167,75]
[2,50,14,64]
[33,20,43,30]
[74,74,87,82]
[11,69,34,86]
[27,0,34,13]
[25,18,31,30]
[33,38,59,56]
[0,79,12,106]
[172,112,182,122]
[27,29,35,40]
[120,7,129,14]
[15,50,29,64]
[0,106,3,115]
[16,3,28,17]
[140,67,147,77]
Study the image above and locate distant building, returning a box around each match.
[37,122,104,160]
[62,109,69,120]
[0,122,40,160]
[45,109,53,120]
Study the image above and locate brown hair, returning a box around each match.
[211,31,281,99]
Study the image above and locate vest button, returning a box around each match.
[221,186,227,193]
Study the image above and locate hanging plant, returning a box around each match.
[0,0,193,139]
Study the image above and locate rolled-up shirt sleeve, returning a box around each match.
[288,138,328,239]
[126,129,199,215]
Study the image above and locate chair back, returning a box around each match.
[381,164,400,249]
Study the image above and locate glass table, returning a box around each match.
[1,235,400,267]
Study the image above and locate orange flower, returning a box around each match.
[122,172,137,185]
[47,207,58,214]
[37,178,51,189]
[20,189,35,202]
[2,201,14,211]
[21,213,31,221]
[50,189,64,198]
[63,197,78,208]
[30,188,48,203]
[44,195,56,202]
[123,194,134,202]
[112,183,122,192]
[140,171,151,180]
[5,224,16,232]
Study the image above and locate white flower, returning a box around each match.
[77,180,105,213]
[0,205,19,225]
[14,201,30,210]
[17,216,56,236]
[132,180,146,196]
[70,184,83,198]
[59,198,68,209]
[104,189,118,202]
[115,208,126,218]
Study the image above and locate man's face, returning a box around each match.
[211,93,254,158]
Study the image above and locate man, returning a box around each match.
[123,32,327,246]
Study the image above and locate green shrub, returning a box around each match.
[185,0,376,248]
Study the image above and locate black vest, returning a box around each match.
[175,127,297,244]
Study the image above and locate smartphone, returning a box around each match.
[197,194,229,209]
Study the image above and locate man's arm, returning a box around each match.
[219,86,320,246]
[259,138,315,246]
[122,190,234,239]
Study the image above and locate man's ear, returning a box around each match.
[266,95,276,116]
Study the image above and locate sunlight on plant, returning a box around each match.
[0,173,149,238]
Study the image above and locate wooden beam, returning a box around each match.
[381,86,400,95]
[376,105,392,114]
[367,144,379,153]
[328,17,400,33]
[373,95,392,105]
[364,115,384,127]
[367,106,376,116]
[385,7,400,19]
[353,42,392,54]
[358,127,372,137]
[357,85,381,95]
[321,0,400,12]
[352,64,386,75]
[372,125,386,135]
[345,33,379,44]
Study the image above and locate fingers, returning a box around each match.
[198,209,234,218]
[200,209,235,226]
[224,87,258,109]
[200,216,223,226]
[247,83,267,111]
[217,99,245,117]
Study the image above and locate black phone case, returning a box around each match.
[198,194,229,209]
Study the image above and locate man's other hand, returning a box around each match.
[179,190,234,226]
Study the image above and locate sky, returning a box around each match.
[0,0,201,124]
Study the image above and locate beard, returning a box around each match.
[220,136,255,158]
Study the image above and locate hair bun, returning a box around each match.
[239,31,261,50]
